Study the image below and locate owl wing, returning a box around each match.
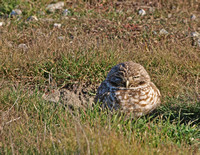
[94,80,110,103]
[149,82,161,105]
[94,80,120,110]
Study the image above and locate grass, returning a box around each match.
[0,87,200,154]
[0,0,200,154]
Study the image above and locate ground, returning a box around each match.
[0,0,200,154]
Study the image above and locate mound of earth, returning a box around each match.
[42,82,99,109]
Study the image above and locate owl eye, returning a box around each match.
[133,75,140,79]
[111,76,121,82]
[110,76,124,86]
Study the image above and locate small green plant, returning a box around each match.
[0,0,200,154]
[0,0,20,15]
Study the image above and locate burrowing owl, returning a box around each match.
[95,61,161,118]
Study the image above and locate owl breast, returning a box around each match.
[101,82,160,118]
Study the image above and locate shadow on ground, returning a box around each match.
[148,100,200,125]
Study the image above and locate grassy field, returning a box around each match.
[0,0,200,154]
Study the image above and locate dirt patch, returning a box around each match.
[42,82,99,109]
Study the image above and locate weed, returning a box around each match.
[0,0,200,154]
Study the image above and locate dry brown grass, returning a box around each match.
[1,1,199,98]
[0,0,200,154]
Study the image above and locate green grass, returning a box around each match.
[0,86,199,154]
[0,0,200,154]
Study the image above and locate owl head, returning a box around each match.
[106,61,151,88]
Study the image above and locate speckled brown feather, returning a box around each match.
[95,61,161,118]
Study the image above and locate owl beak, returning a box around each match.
[126,80,129,88]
